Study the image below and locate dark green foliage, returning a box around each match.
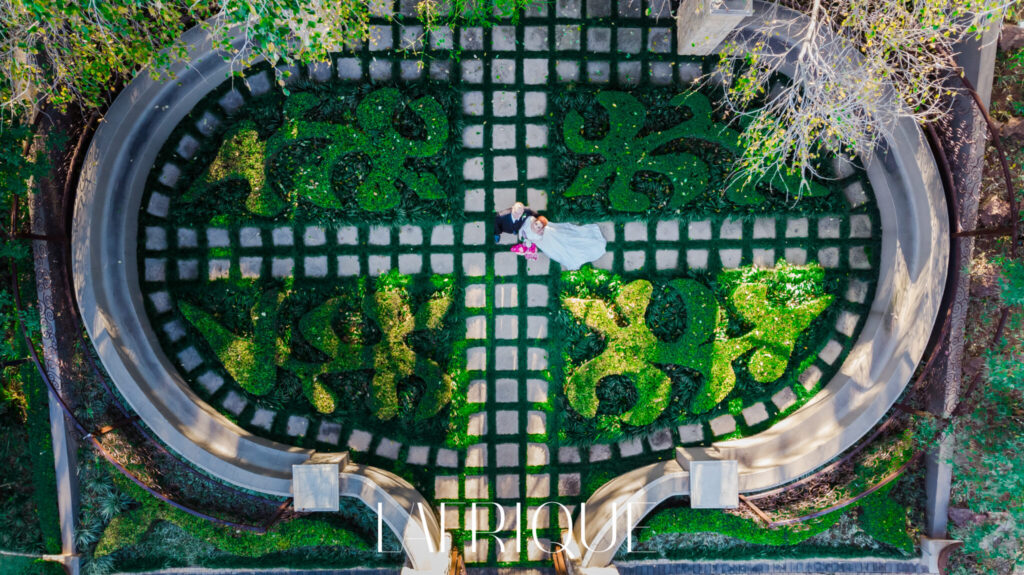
[549,87,848,222]
[560,265,831,429]
[857,487,915,554]
[20,362,62,555]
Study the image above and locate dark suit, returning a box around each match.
[494,207,538,237]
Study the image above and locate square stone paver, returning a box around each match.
[495,315,519,339]
[317,423,342,445]
[800,365,823,390]
[177,260,198,280]
[526,474,550,498]
[336,226,358,245]
[818,216,841,239]
[527,348,548,370]
[526,443,549,466]
[463,222,486,245]
[818,247,840,268]
[496,410,519,434]
[250,408,274,431]
[272,227,294,246]
[496,346,518,370]
[463,252,486,276]
[720,218,743,239]
[526,411,547,435]
[527,379,549,403]
[271,258,294,278]
[435,476,459,500]
[624,221,648,242]
[784,248,807,265]
[526,316,548,339]
[710,414,737,436]
[720,249,742,269]
[407,446,430,465]
[495,283,518,307]
[467,347,487,370]
[468,380,487,403]
[556,475,581,501]
[368,255,391,276]
[687,249,709,270]
[525,92,547,116]
[590,444,612,462]
[466,284,487,307]
[753,218,776,239]
[398,254,422,274]
[496,444,519,467]
[430,253,454,274]
[495,252,518,276]
[619,437,643,456]
[527,254,551,275]
[527,187,548,209]
[527,284,548,307]
[836,310,860,337]
[624,250,645,271]
[494,156,518,181]
[286,415,309,436]
[466,444,488,467]
[495,378,518,402]
[468,412,488,436]
[786,218,809,238]
[208,259,230,280]
[144,259,165,282]
[656,220,679,241]
[376,438,401,459]
[559,446,581,463]
[819,339,843,364]
[656,249,678,270]
[648,429,674,451]
[678,424,704,443]
[496,474,520,499]
[688,219,712,240]
[466,315,487,339]
[437,448,458,468]
[177,228,198,248]
[337,256,359,276]
[742,403,769,426]
[772,387,798,411]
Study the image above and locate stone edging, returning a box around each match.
[570,2,948,567]
[72,21,446,571]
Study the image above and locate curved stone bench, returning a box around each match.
[569,2,949,568]
[72,21,444,570]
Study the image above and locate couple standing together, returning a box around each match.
[493,203,607,271]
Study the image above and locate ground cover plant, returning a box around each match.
[556,263,844,442]
[129,12,884,564]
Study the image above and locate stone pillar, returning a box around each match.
[676,0,753,55]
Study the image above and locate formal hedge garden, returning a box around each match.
[130,10,884,560]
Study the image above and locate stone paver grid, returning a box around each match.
[137,0,883,565]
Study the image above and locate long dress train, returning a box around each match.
[520,216,608,270]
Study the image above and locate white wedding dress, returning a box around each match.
[520,216,608,270]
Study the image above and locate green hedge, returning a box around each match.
[95,475,369,560]
[560,264,832,428]
[19,359,62,555]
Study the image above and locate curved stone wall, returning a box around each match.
[569,3,949,567]
[72,22,445,570]
[73,4,945,570]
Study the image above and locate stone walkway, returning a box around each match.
[131,0,886,567]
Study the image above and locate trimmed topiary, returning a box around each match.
[179,290,282,396]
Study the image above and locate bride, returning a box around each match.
[519,216,608,270]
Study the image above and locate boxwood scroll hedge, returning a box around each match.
[560,91,830,212]
[180,271,458,419]
[186,87,449,216]
[560,264,834,430]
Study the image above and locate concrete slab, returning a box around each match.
[465,284,486,308]
[689,459,738,509]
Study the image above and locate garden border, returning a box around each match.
[71,5,945,573]
[567,2,949,568]
[71,21,447,572]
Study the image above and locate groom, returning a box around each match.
[493,202,542,243]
